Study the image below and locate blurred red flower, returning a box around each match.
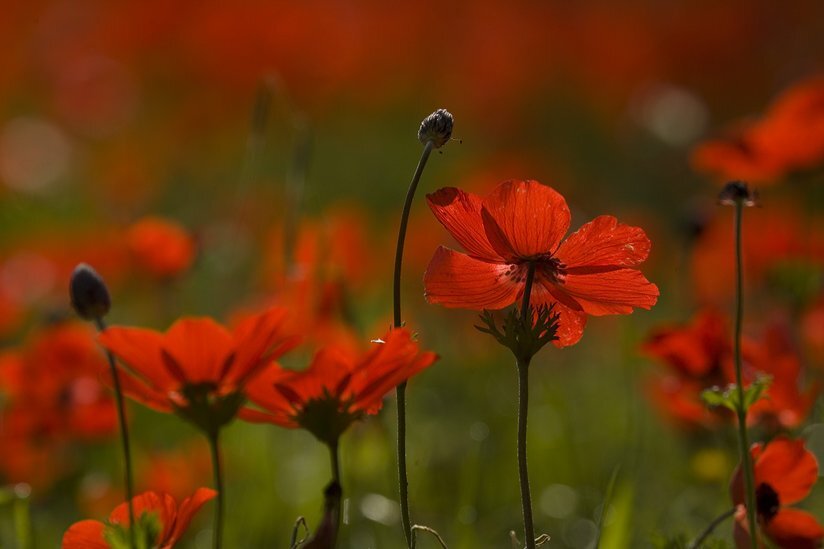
[643,310,817,431]
[241,328,436,445]
[0,322,117,489]
[63,487,216,549]
[126,217,196,279]
[424,180,659,346]
[97,307,297,432]
[730,437,824,548]
[693,75,824,184]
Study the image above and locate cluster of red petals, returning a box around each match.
[692,75,824,184]
[0,322,117,489]
[97,307,297,413]
[731,437,824,549]
[126,217,196,279]
[241,328,436,433]
[691,206,824,304]
[63,488,216,549]
[643,310,817,431]
[424,180,659,347]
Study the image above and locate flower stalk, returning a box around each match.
[392,108,452,549]
[208,431,224,549]
[516,262,537,549]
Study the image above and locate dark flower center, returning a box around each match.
[504,256,567,285]
[755,482,780,522]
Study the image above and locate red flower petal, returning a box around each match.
[426,187,502,260]
[167,487,217,546]
[162,318,234,385]
[480,180,570,260]
[556,269,659,316]
[755,437,819,505]
[424,247,520,310]
[109,492,175,543]
[556,215,651,269]
[765,508,824,548]
[62,520,108,549]
[98,327,177,392]
[226,307,297,387]
[529,284,587,347]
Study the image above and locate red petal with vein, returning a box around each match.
[226,307,296,386]
[558,269,659,316]
[765,509,824,548]
[557,215,651,268]
[426,187,502,260]
[162,318,234,384]
[480,180,570,259]
[167,487,217,546]
[754,437,818,505]
[62,520,107,549]
[104,368,172,413]
[424,247,519,310]
[98,328,176,392]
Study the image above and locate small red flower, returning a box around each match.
[241,328,437,445]
[62,488,216,549]
[424,180,659,346]
[97,307,297,432]
[731,437,824,548]
[126,216,196,279]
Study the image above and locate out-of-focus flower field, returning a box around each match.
[2,1,824,547]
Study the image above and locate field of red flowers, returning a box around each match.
[1,1,824,548]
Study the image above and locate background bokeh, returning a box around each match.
[1,1,824,547]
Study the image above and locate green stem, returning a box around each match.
[732,200,758,549]
[95,317,135,548]
[328,442,342,549]
[517,262,537,549]
[687,508,736,549]
[393,138,434,549]
[208,431,224,549]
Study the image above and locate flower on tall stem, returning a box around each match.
[63,488,216,549]
[424,179,658,549]
[425,179,659,345]
[241,327,437,547]
[97,307,297,549]
[391,107,452,549]
[730,437,824,548]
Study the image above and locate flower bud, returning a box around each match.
[418,108,454,148]
[69,263,111,320]
[718,181,758,207]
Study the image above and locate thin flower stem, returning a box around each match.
[517,262,537,549]
[328,442,342,549]
[393,138,435,549]
[687,508,736,549]
[732,200,758,549]
[94,317,135,548]
[208,431,224,549]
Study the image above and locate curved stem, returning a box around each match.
[393,138,434,549]
[95,317,135,548]
[517,262,537,549]
[732,200,758,549]
[688,508,736,549]
[516,358,535,549]
[208,431,224,549]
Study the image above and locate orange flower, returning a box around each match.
[97,307,297,433]
[643,310,817,431]
[241,328,436,445]
[731,437,824,548]
[63,488,216,549]
[126,217,196,279]
[693,75,824,184]
[424,180,659,346]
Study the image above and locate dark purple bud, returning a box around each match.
[418,109,454,148]
[718,180,758,207]
[69,263,111,320]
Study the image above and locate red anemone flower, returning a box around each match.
[63,488,216,548]
[126,216,196,279]
[241,328,437,445]
[424,180,659,346]
[97,307,297,432]
[731,437,824,548]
